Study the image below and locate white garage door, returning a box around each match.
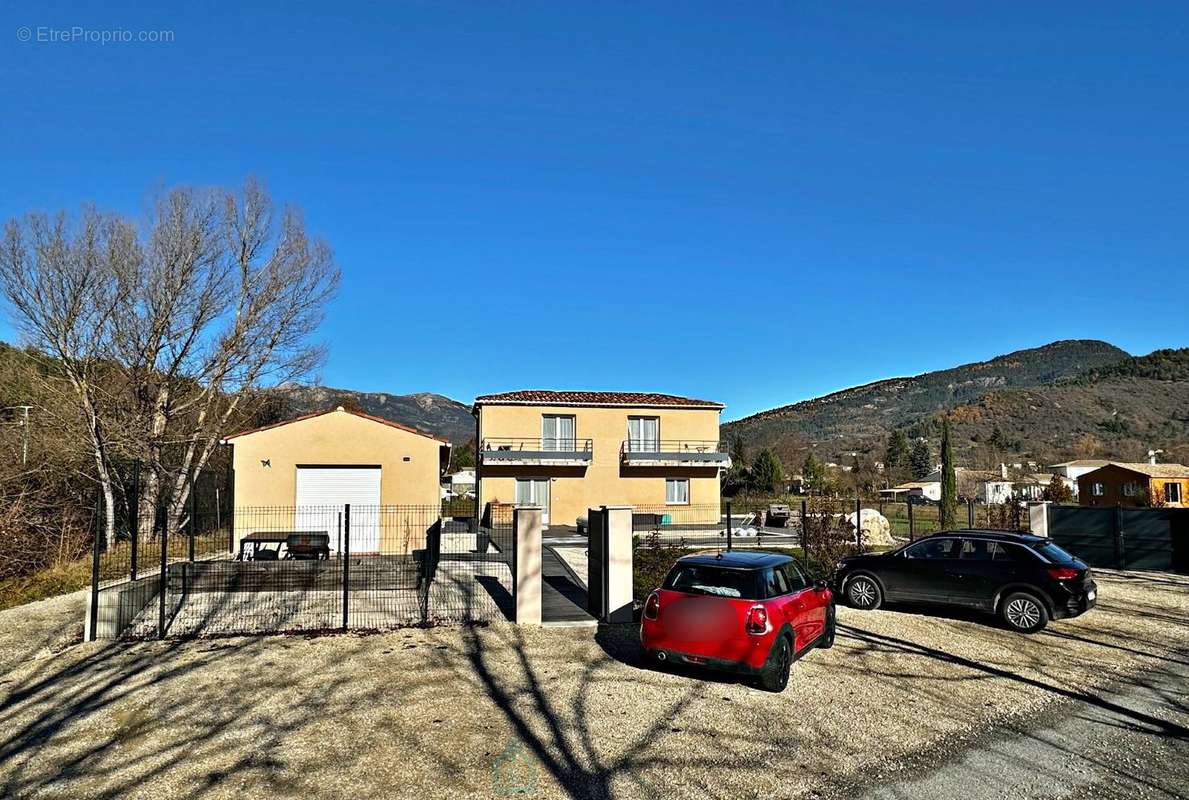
[295,466,381,553]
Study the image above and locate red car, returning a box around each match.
[640,551,836,692]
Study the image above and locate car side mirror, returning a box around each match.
[813,579,828,591]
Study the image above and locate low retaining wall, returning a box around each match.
[85,574,161,641]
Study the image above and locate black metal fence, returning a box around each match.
[1049,504,1189,572]
[89,503,514,640]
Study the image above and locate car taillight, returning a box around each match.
[745,605,768,634]
[1047,566,1081,581]
[643,592,660,620]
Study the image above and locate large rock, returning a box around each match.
[844,508,894,547]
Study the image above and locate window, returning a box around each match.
[1165,482,1182,504]
[761,567,790,598]
[990,542,1022,562]
[628,416,659,452]
[665,478,689,504]
[1091,482,1105,497]
[959,539,993,561]
[1030,541,1076,564]
[541,415,575,451]
[1123,482,1139,497]
[514,478,549,509]
[904,538,958,560]
[782,561,810,591]
[664,565,760,599]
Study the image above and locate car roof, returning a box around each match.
[676,551,792,569]
[916,529,1048,545]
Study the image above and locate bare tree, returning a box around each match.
[0,210,135,544]
[0,179,340,542]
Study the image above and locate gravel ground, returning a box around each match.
[0,570,1185,799]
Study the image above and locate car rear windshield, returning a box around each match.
[663,564,760,599]
[1031,541,1078,563]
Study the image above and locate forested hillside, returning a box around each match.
[723,341,1189,470]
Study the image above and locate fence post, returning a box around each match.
[725,501,733,551]
[342,503,351,630]
[226,464,235,553]
[130,461,139,581]
[855,497,863,551]
[88,492,102,642]
[967,498,975,528]
[188,472,197,562]
[800,499,809,558]
[157,506,168,639]
[908,500,915,541]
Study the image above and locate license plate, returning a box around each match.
[1087,589,1096,601]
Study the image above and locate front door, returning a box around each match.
[515,478,550,525]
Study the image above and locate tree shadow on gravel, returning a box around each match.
[0,586,417,800]
[425,580,818,800]
[837,622,1189,741]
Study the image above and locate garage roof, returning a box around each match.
[224,407,448,442]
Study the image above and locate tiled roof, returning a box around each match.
[224,407,447,442]
[472,390,724,409]
[1098,462,1189,478]
[1048,459,1110,468]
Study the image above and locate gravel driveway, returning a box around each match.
[0,570,1185,799]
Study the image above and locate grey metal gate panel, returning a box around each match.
[1121,509,1173,571]
[1049,506,1117,568]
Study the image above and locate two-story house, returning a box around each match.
[472,390,730,526]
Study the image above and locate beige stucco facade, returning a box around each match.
[225,408,447,552]
[475,400,726,525]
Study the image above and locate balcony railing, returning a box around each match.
[620,439,731,466]
[480,437,593,465]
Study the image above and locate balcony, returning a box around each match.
[620,440,732,468]
[480,437,593,467]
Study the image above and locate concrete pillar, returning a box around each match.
[1028,501,1050,537]
[603,505,634,624]
[514,507,543,625]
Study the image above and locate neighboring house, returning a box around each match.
[1047,459,1110,498]
[472,390,730,526]
[1078,462,1189,508]
[879,481,940,502]
[1014,472,1075,501]
[442,468,476,498]
[223,406,450,552]
[448,468,476,490]
[881,466,1016,505]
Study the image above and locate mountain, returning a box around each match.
[276,385,475,444]
[722,340,1189,469]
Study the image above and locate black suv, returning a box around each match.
[834,530,1097,633]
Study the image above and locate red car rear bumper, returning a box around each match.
[640,618,775,673]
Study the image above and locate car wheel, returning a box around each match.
[1000,592,1049,633]
[846,574,882,610]
[757,634,792,693]
[818,606,836,649]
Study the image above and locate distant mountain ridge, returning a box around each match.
[723,340,1189,467]
[277,385,475,444]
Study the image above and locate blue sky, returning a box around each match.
[2,2,1186,420]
